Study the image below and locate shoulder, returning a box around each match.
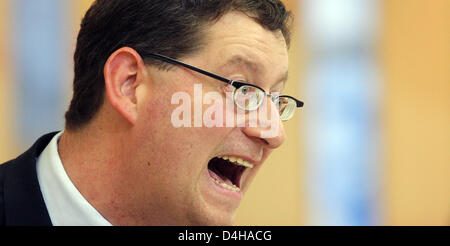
[0,158,15,225]
[0,158,17,225]
[0,165,3,225]
[0,132,59,226]
[0,131,58,178]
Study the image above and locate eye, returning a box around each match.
[233,85,265,111]
[241,86,249,94]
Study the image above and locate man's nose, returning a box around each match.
[241,101,286,149]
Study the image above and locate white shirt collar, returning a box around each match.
[36,131,112,226]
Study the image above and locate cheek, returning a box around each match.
[137,95,229,165]
[136,80,233,164]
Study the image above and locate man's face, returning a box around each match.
[129,12,289,225]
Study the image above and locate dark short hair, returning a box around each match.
[65,0,293,130]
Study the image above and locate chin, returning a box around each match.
[186,208,236,226]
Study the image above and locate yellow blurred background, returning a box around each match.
[0,0,449,225]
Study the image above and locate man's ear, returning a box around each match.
[104,47,146,125]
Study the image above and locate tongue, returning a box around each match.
[208,169,234,186]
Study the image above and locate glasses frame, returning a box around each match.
[148,53,304,118]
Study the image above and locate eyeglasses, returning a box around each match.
[148,53,304,121]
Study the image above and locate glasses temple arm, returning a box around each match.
[148,53,232,84]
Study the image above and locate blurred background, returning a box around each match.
[0,0,448,225]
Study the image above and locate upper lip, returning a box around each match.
[217,154,261,167]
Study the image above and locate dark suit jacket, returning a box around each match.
[0,132,58,226]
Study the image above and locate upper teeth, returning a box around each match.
[219,156,254,168]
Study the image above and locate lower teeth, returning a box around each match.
[213,178,240,192]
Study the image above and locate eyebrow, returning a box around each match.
[220,55,289,91]
[220,55,260,74]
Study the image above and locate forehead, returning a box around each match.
[200,11,289,87]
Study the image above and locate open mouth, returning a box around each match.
[207,156,254,192]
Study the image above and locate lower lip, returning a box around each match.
[204,168,243,201]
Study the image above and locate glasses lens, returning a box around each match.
[276,97,297,121]
[234,85,265,111]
